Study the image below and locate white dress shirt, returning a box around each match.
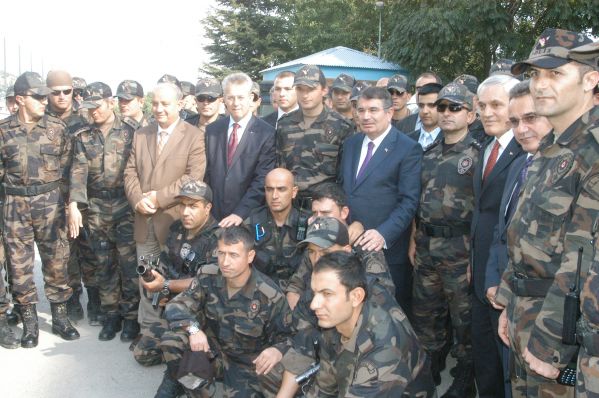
[418,126,441,149]
[356,125,392,179]
[157,117,180,146]
[482,129,514,172]
[228,112,253,143]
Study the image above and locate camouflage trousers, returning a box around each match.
[3,190,71,304]
[88,197,138,319]
[0,267,9,315]
[506,296,573,397]
[67,228,98,290]
[161,330,283,397]
[577,347,599,398]
[412,233,472,361]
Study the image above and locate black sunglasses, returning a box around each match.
[196,95,218,103]
[25,93,48,101]
[51,89,72,96]
[388,89,406,96]
[436,103,467,113]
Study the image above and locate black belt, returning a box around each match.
[511,275,553,297]
[87,187,126,199]
[420,222,470,238]
[3,181,60,196]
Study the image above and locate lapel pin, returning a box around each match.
[384,148,388,153]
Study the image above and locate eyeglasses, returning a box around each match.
[417,102,436,109]
[196,95,218,103]
[51,89,72,96]
[388,89,406,96]
[509,114,538,128]
[356,107,390,115]
[436,103,467,113]
[25,94,48,101]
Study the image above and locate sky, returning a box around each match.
[1,0,216,93]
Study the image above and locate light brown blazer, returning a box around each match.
[124,119,205,244]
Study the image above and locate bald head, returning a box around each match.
[265,168,297,215]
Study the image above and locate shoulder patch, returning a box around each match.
[457,155,474,174]
[198,263,219,276]
[257,279,280,300]
[122,117,140,131]
[551,153,574,184]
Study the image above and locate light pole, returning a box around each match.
[376,1,384,59]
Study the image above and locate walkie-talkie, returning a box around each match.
[562,246,583,345]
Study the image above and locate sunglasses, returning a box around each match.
[51,89,72,96]
[436,103,467,113]
[196,95,218,103]
[417,102,436,109]
[25,94,48,101]
[388,89,406,96]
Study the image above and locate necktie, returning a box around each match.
[227,123,240,167]
[157,131,168,157]
[505,156,534,222]
[356,141,374,180]
[483,140,500,181]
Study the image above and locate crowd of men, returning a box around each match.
[0,27,599,398]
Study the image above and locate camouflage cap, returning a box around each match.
[567,41,599,70]
[5,86,15,98]
[195,78,222,97]
[158,74,182,89]
[81,82,112,109]
[331,73,356,93]
[298,217,350,249]
[387,74,408,92]
[72,77,87,90]
[116,80,144,100]
[453,74,479,95]
[512,28,593,75]
[350,81,371,101]
[294,65,326,88]
[175,180,213,203]
[180,81,195,97]
[14,72,51,96]
[489,59,516,76]
[435,82,473,109]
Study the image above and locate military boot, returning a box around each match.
[86,287,104,326]
[441,360,476,398]
[155,363,184,398]
[20,304,39,348]
[0,313,19,349]
[6,306,20,326]
[121,318,140,342]
[99,314,122,341]
[66,286,84,321]
[51,302,80,340]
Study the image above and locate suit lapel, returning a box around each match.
[228,116,255,171]
[349,134,364,189]
[353,130,398,191]
[145,124,158,167]
[481,138,520,195]
[156,120,185,167]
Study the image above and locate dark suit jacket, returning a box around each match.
[205,115,276,221]
[406,128,444,147]
[339,126,422,263]
[484,153,528,293]
[261,111,278,128]
[394,113,419,134]
[470,136,523,301]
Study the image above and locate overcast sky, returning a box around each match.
[1,0,216,93]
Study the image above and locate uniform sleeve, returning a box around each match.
[286,254,312,295]
[267,292,294,355]
[69,138,89,204]
[165,275,207,330]
[124,131,144,208]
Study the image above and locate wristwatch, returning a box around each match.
[188,322,201,336]
[161,279,170,296]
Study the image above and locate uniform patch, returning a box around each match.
[122,130,130,141]
[180,243,191,259]
[551,153,574,184]
[354,360,378,383]
[46,127,57,141]
[248,300,260,318]
[457,156,473,174]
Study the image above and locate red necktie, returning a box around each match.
[227,123,239,167]
[483,141,500,181]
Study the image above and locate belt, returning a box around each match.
[3,181,60,196]
[87,187,126,199]
[420,222,470,238]
[578,318,599,357]
[510,275,553,297]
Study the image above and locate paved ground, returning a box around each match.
[1,252,460,397]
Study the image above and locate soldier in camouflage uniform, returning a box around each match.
[160,226,291,397]
[244,168,308,291]
[387,74,411,129]
[133,180,219,369]
[0,233,19,349]
[116,80,150,129]
[5,86,18,115]
[411,82,479,396]
[185,78,223,134]
[276,65,354,207]
[330,73,355,122]
[0,72,79,348]
[71,77,87,112]
[68,82,140,342]
[494,29,599,398]
[45,70,99,323]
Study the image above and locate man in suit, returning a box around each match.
[339,86,422,313]
[470,74,522,398]
[401,71,443,132]
[407,83,443,148]
[205,72,276,227]
[124,82,206,366]
[262,71,298,129]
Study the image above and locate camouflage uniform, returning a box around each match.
[134,218,219,366]
[0,112,72,304]
[496,106,599,397]
[412,135,480,362]
[243,205,308,290]
[162,264,292,397]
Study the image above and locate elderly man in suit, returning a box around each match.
[338,86,422,313]
[124,82,205,366]
[205,72,276,227]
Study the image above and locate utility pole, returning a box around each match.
[376,2,384,59]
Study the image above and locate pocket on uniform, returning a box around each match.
[1,144,21,174]
[526,196,572,254]
[40,144,61,171]
[314,143,339,175]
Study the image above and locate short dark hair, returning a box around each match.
[417,71,443,85]
[314,252,367,299]
[359,86,393,109]
[275,71,296,81]
[509,80,531,100]
[218,225,254,251]
[311,183,347,208]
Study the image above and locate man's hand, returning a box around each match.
[498,309,510,347]
[140,270,165,293]
[144,191,158,208]
[189,329,210,352]
[356,229,385,252]
[286,292,300,310]
[135,196,157,215]
[253,347,283,375]
[408,237,416,266]
[466,264,472,284]
[523,347,560,379]
[219,214,243,228]
[486,286,504,310]
[347,221,364,245]
[67,202,83,239]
